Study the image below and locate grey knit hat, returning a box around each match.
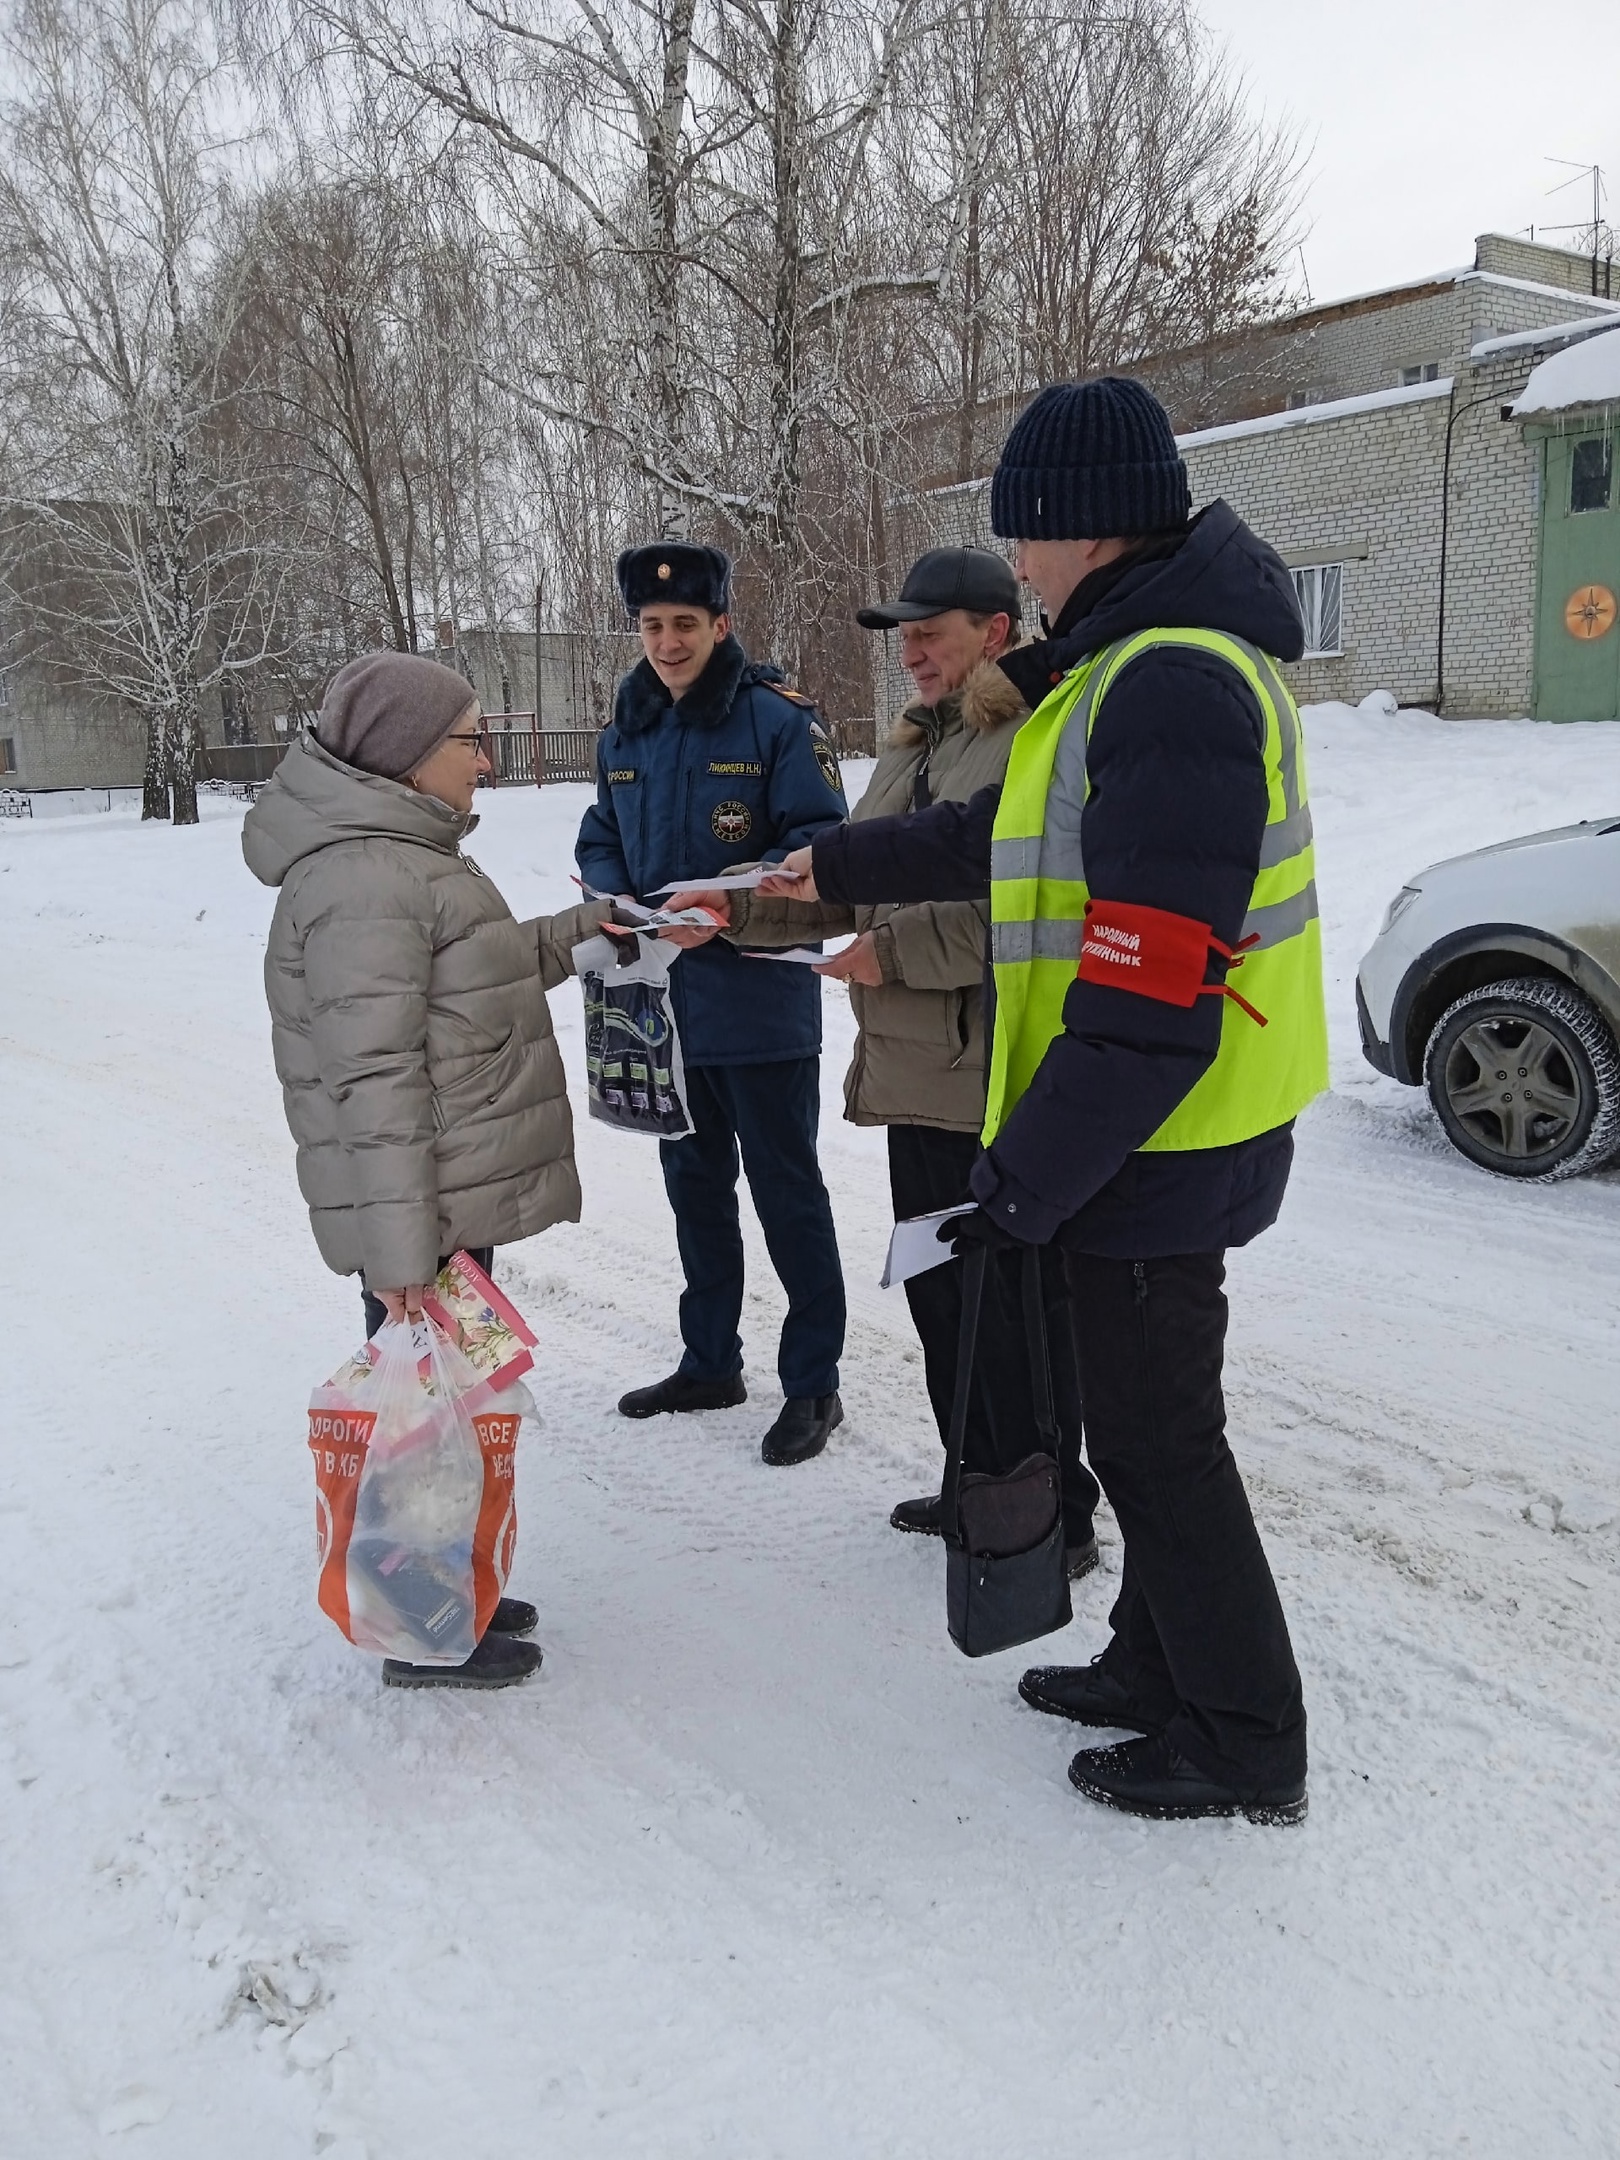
[316,652,477,780]
[991,377,1189,540]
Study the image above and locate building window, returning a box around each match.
[1291,564,1345,657]
[0,737,15,775]
[1571,435,1613,514]
[1400,362,1440,386]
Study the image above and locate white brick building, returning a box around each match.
[895,235,1620,723]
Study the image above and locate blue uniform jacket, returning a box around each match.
[576,635,849,1066]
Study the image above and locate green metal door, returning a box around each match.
[1535,425,1620,722]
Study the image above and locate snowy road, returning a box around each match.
[3,704,1618,2157]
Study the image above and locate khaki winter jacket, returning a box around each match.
[243,733,607,1287]
[728,657,1029,1131]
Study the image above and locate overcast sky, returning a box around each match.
[1200,0,1618,303]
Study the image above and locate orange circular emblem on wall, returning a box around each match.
[1565,584,1618,640]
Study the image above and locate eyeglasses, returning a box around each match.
[444,729,490,754]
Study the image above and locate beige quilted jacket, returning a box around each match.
[243,733,605,1286]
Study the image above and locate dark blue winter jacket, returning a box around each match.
[810,502,1309,1258]
[576,634,849,1066]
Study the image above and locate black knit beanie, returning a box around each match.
[991,377,1189,540]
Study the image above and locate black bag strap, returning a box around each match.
[941,1241,1063,1537]
[940,1243,986,1538]
[1019,1244,1059,1457]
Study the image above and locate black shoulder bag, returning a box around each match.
[942,1243,1073,1657]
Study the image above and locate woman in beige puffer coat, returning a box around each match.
[243,651,606,1690]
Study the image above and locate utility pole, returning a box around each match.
[533,571,545,789]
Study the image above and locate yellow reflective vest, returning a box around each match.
[982,628,1329,1152]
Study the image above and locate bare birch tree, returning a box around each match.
[0,0,284,821]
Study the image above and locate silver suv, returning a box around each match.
[1357,817,1620,1180]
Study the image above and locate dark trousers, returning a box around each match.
[659,1059,845,1399]
[887,1125,1100,1538]
[1067,1250,1306,1794]
[362,1248,494,1340]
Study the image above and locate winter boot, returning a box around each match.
[488,1597,538,1638]
[892,1493,1099,1580]
[889,1492,943,1536]
[1018,1655,1161,1732]
[1067,1732,1307,1825]
[618,1370,747,1419]
[1065,1531,1101,1581]
[382,1633,543,1691]
[761,1394,843,1466]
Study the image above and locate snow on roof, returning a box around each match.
[1473,313,1620,361]
[1176,376,1453,452]
[1511,327,1620,417]
[1461,270,1620,313]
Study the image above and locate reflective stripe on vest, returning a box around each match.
[982,627,1329,1154]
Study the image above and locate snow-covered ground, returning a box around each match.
[3,703,1619,2158]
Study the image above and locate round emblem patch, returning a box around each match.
[1564,584,1617,641]
[656,561,672,581]
[814,738,843,794]
[711,799,752,844]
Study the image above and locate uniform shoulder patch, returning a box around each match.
[813,734,844,796]
[774,683,816,707]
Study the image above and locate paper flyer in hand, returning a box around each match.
[572,877,725,932]
[742,940,855,966]
[646,867,804,897]
[880,1205,975,1290]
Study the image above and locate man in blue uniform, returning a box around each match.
[576,541,849,1465]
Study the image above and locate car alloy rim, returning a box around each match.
[1442,1015,1584,1160]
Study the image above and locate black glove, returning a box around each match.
[937,1206,1030,1256]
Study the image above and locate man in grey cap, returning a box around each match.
[705,548,1102,1571]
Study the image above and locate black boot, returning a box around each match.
[889,1492,943,1535]
[488,1597,538,1638]
[892,1492,1099,1580]
[761,1393,843,1465]
[1018,1655,1160,1731]
[383,1633,543,1691]
[1067,1731,1307,1825]
[618,1370,747,1418]
[1065,1532,1101,1581]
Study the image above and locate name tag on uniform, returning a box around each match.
[707,760,763,777]
[608,768,638,783]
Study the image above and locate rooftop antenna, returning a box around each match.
[1296,243,1312,304]
[1542,158,1613,297]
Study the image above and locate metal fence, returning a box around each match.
[207,743,290,786]
[482,716,602,787]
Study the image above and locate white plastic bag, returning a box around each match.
[573,930,694,1139]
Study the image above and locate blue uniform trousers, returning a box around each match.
[660,1059,845,1399]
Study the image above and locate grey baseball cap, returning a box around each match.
[856,547,1020,630]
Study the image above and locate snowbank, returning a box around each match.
[3,712,1619,2157]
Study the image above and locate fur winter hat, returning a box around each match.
[991,377,1190,541]
[616,542,733,616]
[316,653,477,780]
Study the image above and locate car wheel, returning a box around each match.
[1424,977,1620,1181]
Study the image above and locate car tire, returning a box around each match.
[1424,976,1620,1181]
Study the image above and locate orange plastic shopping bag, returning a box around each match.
[308,1263,536,1662]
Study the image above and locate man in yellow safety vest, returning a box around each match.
[765,376,1327,1825]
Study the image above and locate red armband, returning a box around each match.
[1078,898,1267,1025]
